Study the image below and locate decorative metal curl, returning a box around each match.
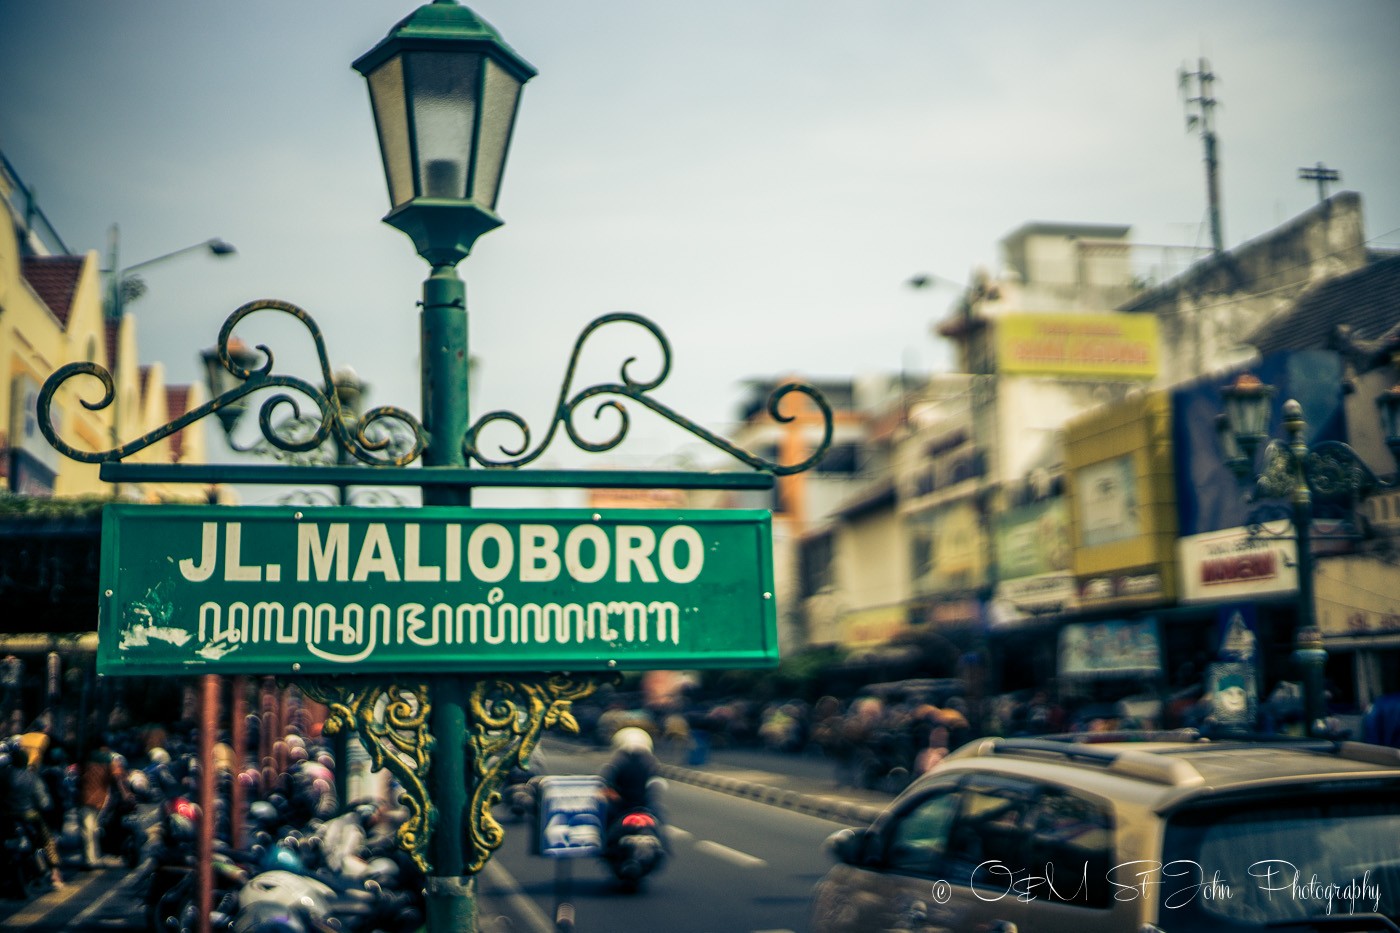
[37,299,426,467]
[300,679,434,873]
[462,313,833,474]
[463,674,606,875]
[1249,439,1394,504]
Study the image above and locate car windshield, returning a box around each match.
[1158,789,1400,929]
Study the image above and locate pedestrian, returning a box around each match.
[0,742,64,889]
[79,743,130,869]
[1362,691,1400,748]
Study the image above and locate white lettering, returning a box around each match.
[353,524,401,582]
[179,523,218,582]
[659,526,704,583]
[520,525,561,582]
[468,524,513,583]
[298,524,349,582]
[403,524,441,582]
[564,525,609,584]
[224,523,261,582]
[616,526,658,583]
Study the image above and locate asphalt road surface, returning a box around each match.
[480,742,843,933]
[0,863,143,931]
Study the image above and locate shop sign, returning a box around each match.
[932,598,981,628]
[994,499,1071,580]
[99,504,777,675]
[1079,570,1163,605]
[1058,618,1162,679]
[1076,455,1140,548]
[1316,556,1400,637]
[996,312,1158,380]
[989,572,1078,627]
[839,605,909,649]
[1178,527,1297,603]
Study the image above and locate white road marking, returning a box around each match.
[480,856,555,933]
[694,839,768,869]
[665,824,694,841]
[69,872,133,924]
[2,870,101,927]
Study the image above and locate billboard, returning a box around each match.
[996,313,1157,379]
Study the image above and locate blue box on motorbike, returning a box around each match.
[533,776,606,859]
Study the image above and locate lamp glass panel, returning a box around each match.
[1224,388,1269,439]
[404,50,482,200]
[366,57,414,209]
[1379,391,1400,440]
[1216,414,1242,462]
[471,57,522,211]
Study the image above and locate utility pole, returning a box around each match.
[1298,162,1340,204]
[1180,58,1225,256]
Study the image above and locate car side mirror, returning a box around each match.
[824,827,875,866]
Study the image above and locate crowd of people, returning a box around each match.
[0,707,362,898]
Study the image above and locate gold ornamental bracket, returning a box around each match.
[300,679,434,873]
[464,674,609,875]
[300,673,608,876]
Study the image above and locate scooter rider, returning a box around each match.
[599,727,662,827]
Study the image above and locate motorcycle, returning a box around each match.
[502,766,538,824]
[601,786,667,893]
[0,817,56,900]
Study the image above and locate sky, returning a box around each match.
[2,1,1399,491]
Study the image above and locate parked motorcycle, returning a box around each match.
[0,816,56,900]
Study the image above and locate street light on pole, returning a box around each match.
[106,224,237,321]
[103,225,237,485]
[1218,372,1400,736]
[354,3,533,929]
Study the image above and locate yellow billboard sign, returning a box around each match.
[997,313,1158,379]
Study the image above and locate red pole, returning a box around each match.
[198,674,219,933]
[229,676,247,849]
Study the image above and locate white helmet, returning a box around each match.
[611,726,653,754]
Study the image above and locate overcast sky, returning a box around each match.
[3,1,1398,486]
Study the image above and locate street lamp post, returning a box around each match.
[1218,373,1400,735]
[354,4,534,928]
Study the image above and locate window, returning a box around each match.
[884,789,960,877]
[943,777,1038,888]
[939,778,1115,908]
[1023,791,1115,907]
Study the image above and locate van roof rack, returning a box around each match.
[965,737,1205,787]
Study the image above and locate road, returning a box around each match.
[480,742,845,933]
[0,864,142,931]
[0,742,863,932]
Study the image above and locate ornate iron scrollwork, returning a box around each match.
[463,674,606,875]
[462,313,834,474]
[301,679,434,873]
[1304,440,1384,499]
[37,300,426,467]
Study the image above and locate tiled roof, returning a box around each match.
[166,386,192,462]
[21,256,84,327]
[1247,254,1400,361]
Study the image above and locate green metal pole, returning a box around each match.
[420,263,476,931]
[1283,405,1326,737]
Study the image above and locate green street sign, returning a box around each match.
[98,504,777,676]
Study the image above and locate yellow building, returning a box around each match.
[1,153,208,501]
